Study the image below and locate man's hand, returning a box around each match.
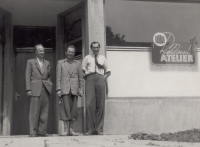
[78,90,84,97]
[27,91,32,97]
[83,73,87,79]
[57,91,61,97]
[82,70,87,79]
[104,71,111,81]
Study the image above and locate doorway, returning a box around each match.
[0,1,85,135]
[13,26,56,135]
[57,2,85,134]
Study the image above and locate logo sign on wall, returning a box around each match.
[152,32,196,64]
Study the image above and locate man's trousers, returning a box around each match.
[29,86,49,135]
[60,93,78,121]
[85,74,106,132]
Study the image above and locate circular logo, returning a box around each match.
[153,32,167,46]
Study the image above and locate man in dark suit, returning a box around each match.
[26,44,52,137]
[56,45,84,136]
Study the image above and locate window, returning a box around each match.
[105,0,200,48]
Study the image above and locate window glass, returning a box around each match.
[105,1,200,48]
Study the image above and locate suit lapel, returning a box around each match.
[70,61,76,75]
[64,60,71,75]
[64,59,76,75]
[35,59,43,75]
[42,60,48,75]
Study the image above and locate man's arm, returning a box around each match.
[104,71,111,80]
[103,57,111,80]
[25,60,32,96]
[56,61,62,97]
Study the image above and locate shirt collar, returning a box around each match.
[36,57,44,62]
[65,58,75,63]
[91,54,100,58]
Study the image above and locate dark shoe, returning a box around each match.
[85,131,95,135]
[29,134,37,137]
[96,131,103,135]
[38,134,49,137]
[69,128,79,136]
[59,130,69,136]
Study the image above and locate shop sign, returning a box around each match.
[152,32,196,64]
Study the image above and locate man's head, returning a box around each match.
[65,45,76,59]
[90,41,100,56]
[35,44,45,59]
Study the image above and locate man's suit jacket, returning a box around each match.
[56,59,84,96]
[26,59,53,97]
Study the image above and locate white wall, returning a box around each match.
[107,50,200,97]
[104,97,200,134]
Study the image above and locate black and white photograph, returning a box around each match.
[0,0,200,146]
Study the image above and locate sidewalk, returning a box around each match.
[0,135,200,147]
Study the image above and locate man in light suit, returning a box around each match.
[26,44,52,137]
[56,45,84,136]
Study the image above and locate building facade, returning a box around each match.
[0,0,200,135]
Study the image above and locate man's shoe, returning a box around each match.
[38,134,49,137]
[69,128,79,136]
[96,131,103,135]
[85,131,95,135]
[29,134,37,137]
[59,130,69,136]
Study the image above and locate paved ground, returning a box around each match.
[0,135,200,147]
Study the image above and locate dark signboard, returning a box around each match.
[152,32,196,64]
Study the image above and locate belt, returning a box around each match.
[86,73,103,77]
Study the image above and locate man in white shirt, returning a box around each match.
[82,41,111,135]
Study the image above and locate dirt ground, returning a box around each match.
[0,135,200,147]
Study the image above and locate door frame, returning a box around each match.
[0,7,13,135]
[56,1,86,133]
[12,26,56,135]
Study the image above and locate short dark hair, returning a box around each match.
[34,44,43,52]
[90,41,100,49]
[65,45,76,52]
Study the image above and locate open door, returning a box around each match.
[13,26,56,135]
[56,2,85,134]
[0,7,13,135]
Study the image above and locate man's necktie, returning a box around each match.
[95,55,104,70]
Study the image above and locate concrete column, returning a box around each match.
[2,11,13,135]
[84,0,106,56]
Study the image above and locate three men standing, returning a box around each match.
[26,44,53,137]
[56,45,84,136]
[82,41,111,135]
[26,42,110,136]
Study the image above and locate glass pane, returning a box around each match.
[64,7,82,42]
[105,1,200,48]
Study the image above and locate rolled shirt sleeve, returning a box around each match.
[103,57,110,73]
